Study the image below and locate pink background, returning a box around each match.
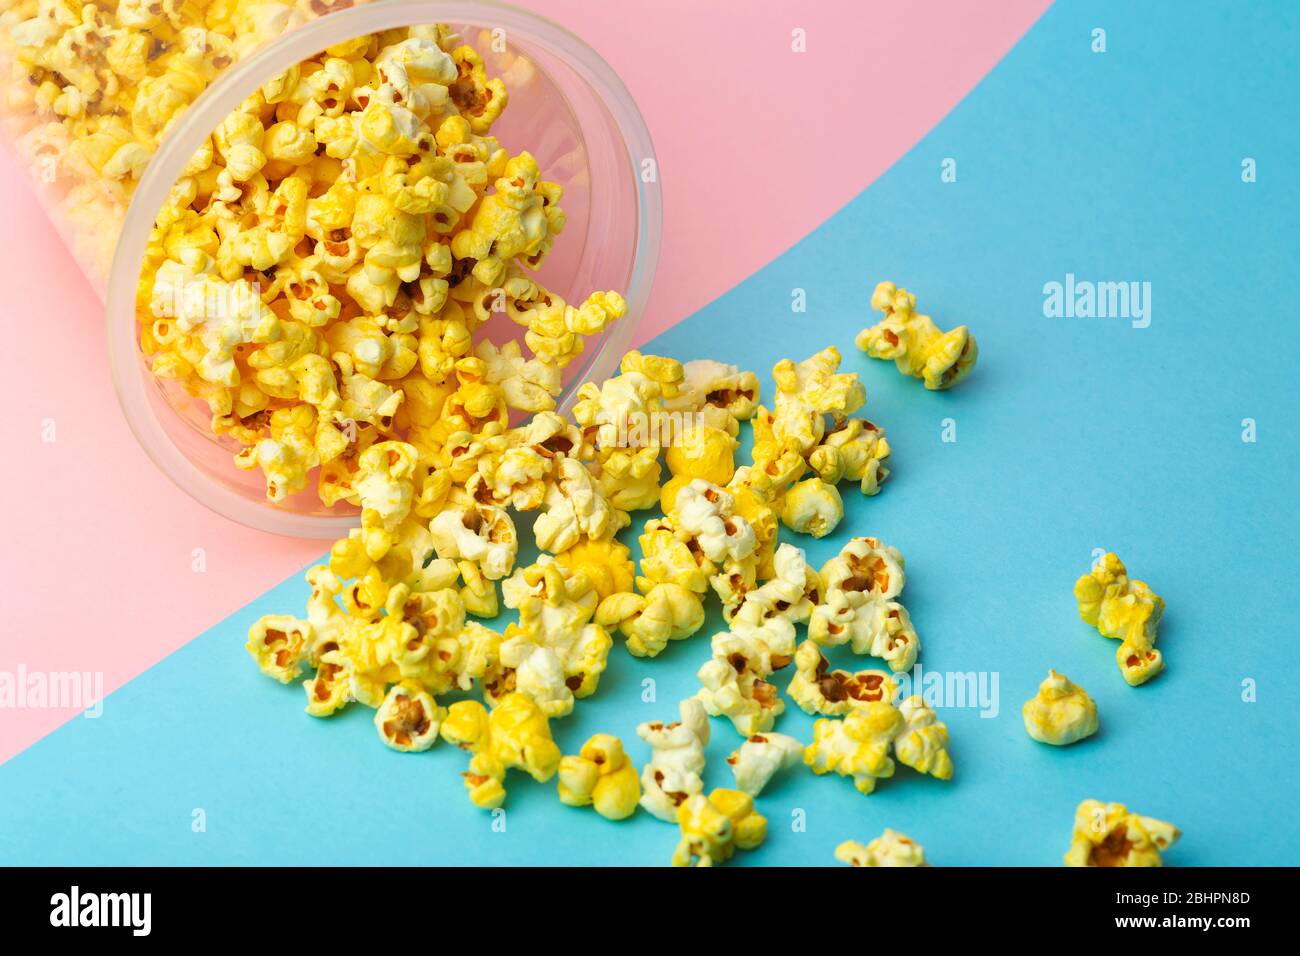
[0,0,1050,763]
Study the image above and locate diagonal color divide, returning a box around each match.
[2,0,1296,865]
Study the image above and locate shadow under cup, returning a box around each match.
[108,1,660,539]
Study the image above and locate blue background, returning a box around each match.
[2,0,1297,865]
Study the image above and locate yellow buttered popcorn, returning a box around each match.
[532,456,630,554]
[787,641,896,718]
[440,693,561,809]
[749,345,890,509]
[247,614,312,683]
[804,703,901,796]
[1075,553,1165,685]
[557,734,641,820]
[637,699,710,823]
[554,537,635,601]
[725,459,803,578]
[1023,670,1099,746]
[672,789,767,867]
[836,830,927,867]
[726,732,803,797]
[592,445,664,513]
[1064,800,1180,867]
[726,542,820,628]
[664,359,760,437]
[595,582,706,659]
[856,281,978,389]
[807,537,920,673]
[780,476,844,538]
[664,421,738,488]
[374,682,445,752]
[304,652,352,718]
[132,23,626,518]
[492,556,611,715]
[805,693,954,796]
[893,695,954,781]
[762,347,865,458]
[809,417,891,496]
[657,479,762,614]
[571,349,681,451]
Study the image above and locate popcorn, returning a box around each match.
[672,789,767,867]
[696,617,795,736]
[804,703,901,795]
[592,445,664,512]
[726,542,820,627]
[726,732,803,796]
[303,655,351,717]
[893,695,954,781]
[1116,641,1164,687]
[675,480,757,565]
[636,521,710,595]
[1064,800,1180,867]
[787,641,895,717]
[596,583,706,659]
[763,347,865,457]
[374,682,445,752]
[558,734,641,820]
[664,421,738,487]
[533,456,629,554]
[572,349,681,452]
[663,359,760,436]
[493,557,611,715]
[428,501,518,580]
[855,281,978,389]
[725,461,802,578]
[780,476,844,538]
[1075,553,1166,685]
[554,537,635,601]
[835,830,927,867]
[440,693,562,809]
[805,694,953,795]
[1023,670,1100,746]
[805,537,919,674]
[745,347,894,510]
[105,24,980,851]
[125,22,625,520]
[809,418,891,495]
[637,699,710,823]
[247,615,311,683]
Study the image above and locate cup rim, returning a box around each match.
[106,0,660,539]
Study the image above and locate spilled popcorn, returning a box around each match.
[637,699,710,823]
[807,536,920,673]
[1023,670,1099,746]
[855,281,978,389]
[1064,800,1180,867]
[672,788,767,867]
[558,733,641,821]
[835,829,927,867]
[1075,553,1166,685]
[726,732,803,796]
[805,694,953,795]
[89,17,1170,868]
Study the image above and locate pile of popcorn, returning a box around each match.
[7,3,1180,865]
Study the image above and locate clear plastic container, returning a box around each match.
[3,1,658,538]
